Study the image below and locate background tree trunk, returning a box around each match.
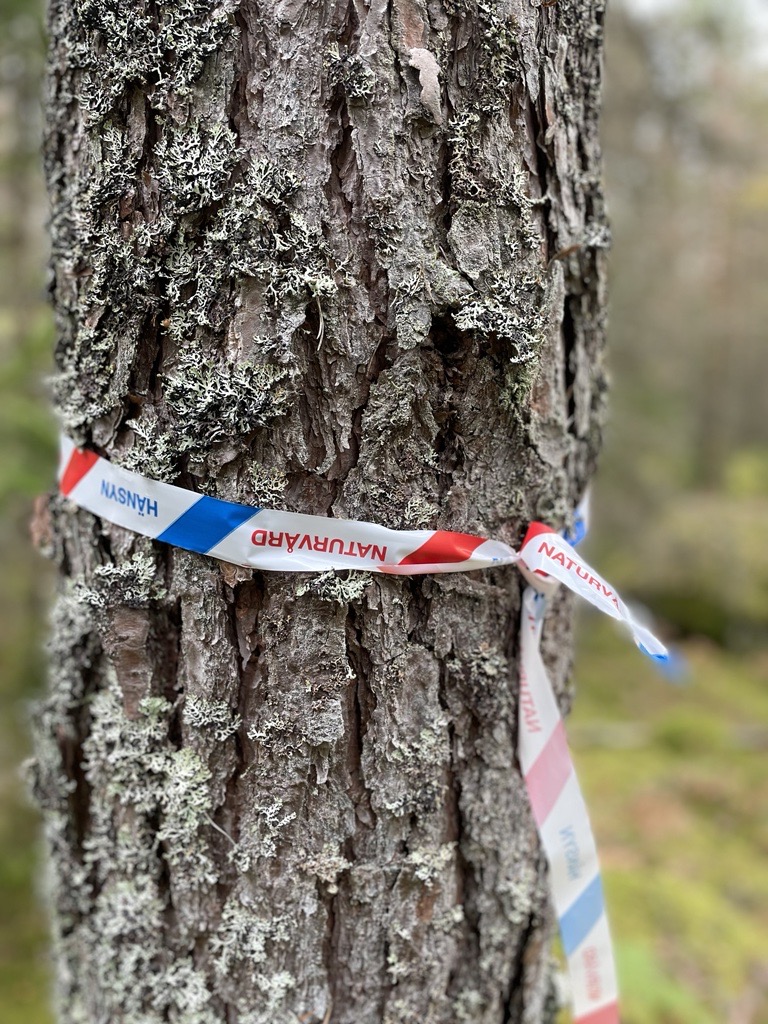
[34,1,607,1021]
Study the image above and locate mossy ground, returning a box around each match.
[558,618,768,1023]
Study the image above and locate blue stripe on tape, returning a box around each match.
[157,496,260,555]
[560,874,604,956]
[637,643,670,665]
[563,518,587,548]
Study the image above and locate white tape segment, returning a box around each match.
[58,435,667,1022]
[58,436,519,575]
[519,587,619,1024]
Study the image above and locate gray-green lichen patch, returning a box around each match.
[209,897,301,1023]
[164,159,335,336]
[49,0,335,456]
[300,843,352,895]
[212,896,290,974]
[184,695,242,741]
[475,0,520,107]
[115,413,181,481]
[248,463,288,507]
[379,715,449,819]
[155,960,221,1024]
[47,0,243,434]
[296,570,373,604]
[453,987,487,1023]
[230,796,298,866]
[326,43,376,102]
[113,351,294,481]
[162,160,322,324]
[153,745,219,884]
[62,0,239,122]
[464,643,511,684]
[27,663,230,1021]
[155,120,241,211]
[43,587,100,713]
[446,109,488,205]
[74,551,167,609]
[405,842,457,886]
[496,862,541,928]
[454,272,546,364]
[403,496,440,528]
[164,351,293,446]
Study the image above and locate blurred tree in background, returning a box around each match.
[575,4,768,1021]
[0,2,55,1022]
[0,1,766,1023]
[597,0,768,649]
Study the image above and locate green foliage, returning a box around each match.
[0,310,55,512]
[723,447,768,498]
[0,341,54,1024]
[652,707,729,755]
[595,491,768,649]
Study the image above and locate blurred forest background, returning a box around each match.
[1,1,767,1022]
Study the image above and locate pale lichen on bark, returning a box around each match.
[34,0,609,1021]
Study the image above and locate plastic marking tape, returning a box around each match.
[58,437,668,662]
[58,437,519,575]
[58,435,668,1023]
[58,438,663,647]
[519,593,618,1023]
[519,524,667,662]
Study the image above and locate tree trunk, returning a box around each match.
[34,1,608,1022]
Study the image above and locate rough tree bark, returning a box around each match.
[33,1,608,1022]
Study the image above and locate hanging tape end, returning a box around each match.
[638,643,668,662]
[637,642,690,684]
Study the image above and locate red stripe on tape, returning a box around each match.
[60,448,100,496]
[521,520,555,547]
[525,720,572,827]
[575,1000,619,1024]
[398,530,485,566]
[521,521,558,578]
